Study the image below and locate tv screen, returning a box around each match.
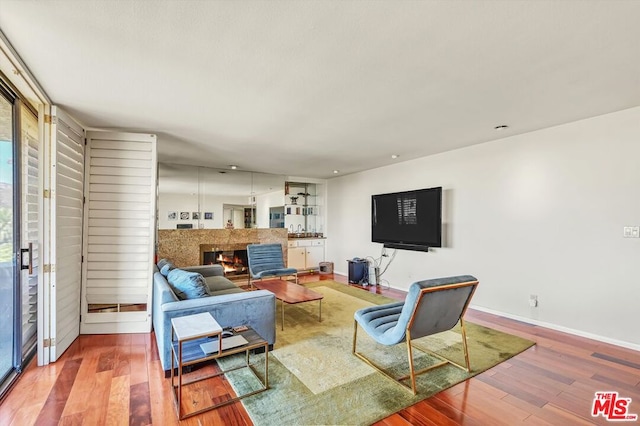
[371,187,442,251]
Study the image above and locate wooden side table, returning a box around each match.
[170,312,269,419]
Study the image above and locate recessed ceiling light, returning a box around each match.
[333,170,339,174]
[229,165,238,170]
[391,154,399,159]
[494,125,509,131]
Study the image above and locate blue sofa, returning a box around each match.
[152,262,276,372]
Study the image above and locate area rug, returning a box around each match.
[218,281,534,425]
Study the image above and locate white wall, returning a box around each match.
[326,107,640,348]
[256,189,285,228]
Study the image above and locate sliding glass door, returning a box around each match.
[0,86,16,389]
[0,81,39,399]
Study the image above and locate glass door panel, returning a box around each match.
[0,92,15,382]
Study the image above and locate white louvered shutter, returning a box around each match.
[48,106,85,361]
[20,105,39,353]
[81,132,157,334]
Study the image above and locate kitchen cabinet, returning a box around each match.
[287,246,306,270]
[287,239,325,271]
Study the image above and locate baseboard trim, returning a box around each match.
[469,304,640,352]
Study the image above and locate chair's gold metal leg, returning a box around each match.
[265,344,269,388]
[353,323,414,393]
[406,329,417,395]
[352,320,358,353]
[397,359,448,381]
[354,323,473,395]
[460,318,471,372]
[407,341,469,373]
[353,349,415,393]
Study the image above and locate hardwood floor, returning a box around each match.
[1,273,638,425]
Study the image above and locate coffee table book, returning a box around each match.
[200,335,248,354]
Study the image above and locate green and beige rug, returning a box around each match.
[219,281,534,425]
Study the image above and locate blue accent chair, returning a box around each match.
[247,243,298,288]
[352,275,479,394]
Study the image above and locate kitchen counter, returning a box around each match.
[287,234,325,240]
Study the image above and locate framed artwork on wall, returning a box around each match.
[204,212,213,220]
[180,212,189,220]
[167,211,177,220]
[192,212,201,220]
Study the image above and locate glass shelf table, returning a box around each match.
[170,312,269,419]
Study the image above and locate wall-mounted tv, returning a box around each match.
[371,187,442,252]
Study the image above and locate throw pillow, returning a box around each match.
[157,258,170,270]
[160,262,175,277]
[167,268,209,300]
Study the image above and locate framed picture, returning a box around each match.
[167,211,177,220]
[192,212,201,220]
[180,212,190,220]
[204,212,213,220]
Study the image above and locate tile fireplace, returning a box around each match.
[158,228,288,269]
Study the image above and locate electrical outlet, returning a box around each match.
[529,294,538,308]
[623,226,640,238]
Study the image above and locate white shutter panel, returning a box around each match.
[49,106,84,361]
[20,105,39,352]
[81,132,156,334]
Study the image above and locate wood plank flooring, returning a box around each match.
[1,273,638,425]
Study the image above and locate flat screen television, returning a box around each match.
[371,187,442,252]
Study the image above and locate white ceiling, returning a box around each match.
[1,1,639,179]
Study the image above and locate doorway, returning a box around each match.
[0,88,15,394]
[0,83,39,399]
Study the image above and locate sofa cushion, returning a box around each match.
[204,276,244,295]
[183,264,225,277]
[157,258,170,270]
[160,262,176,277]
[167,268,209,300]
[208,287,247,296]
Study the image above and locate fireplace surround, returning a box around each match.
[157,228,288,269]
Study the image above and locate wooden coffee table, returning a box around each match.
[253,280,323,330]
